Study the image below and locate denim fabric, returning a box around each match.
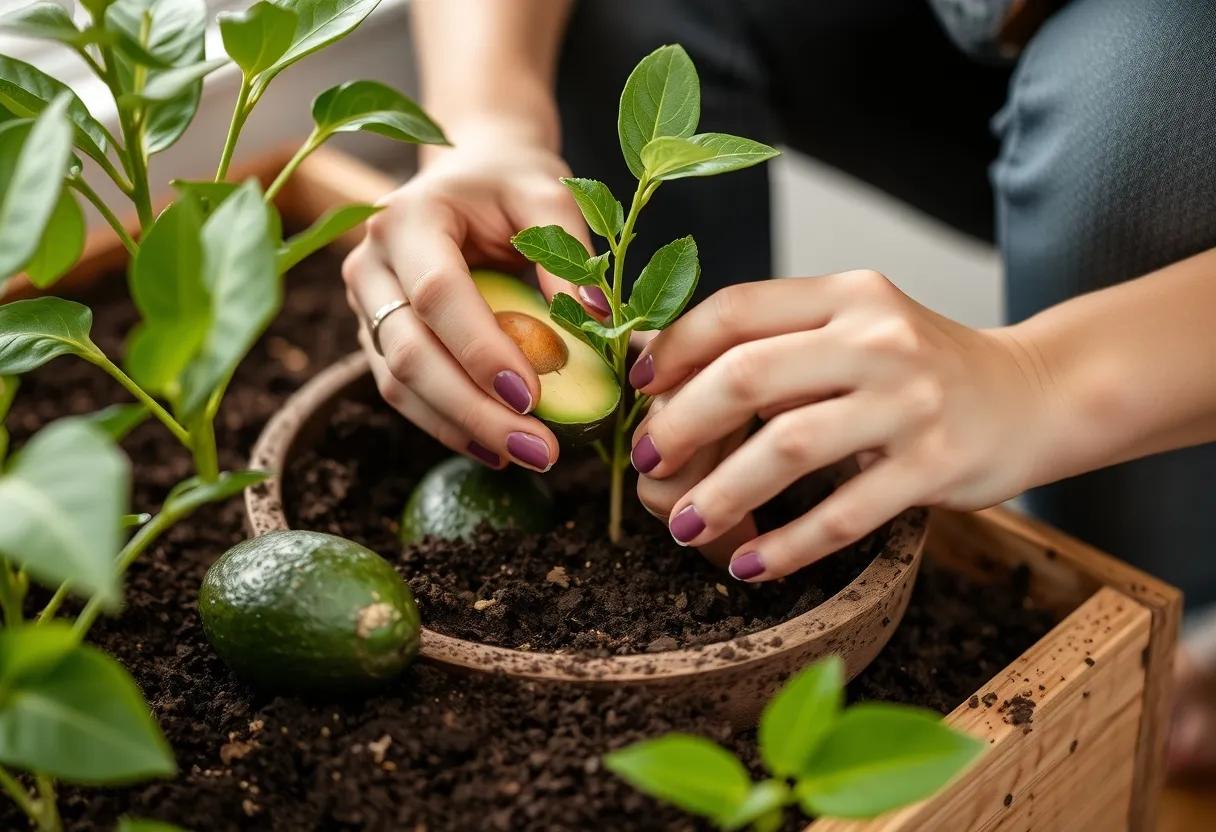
[559,0,1216,608]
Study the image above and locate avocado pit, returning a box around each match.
[495,311,568,374]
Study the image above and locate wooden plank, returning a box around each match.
[809,587,1150,832]
[928,507,1182,832]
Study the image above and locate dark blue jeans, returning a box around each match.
[558,0,1216,610]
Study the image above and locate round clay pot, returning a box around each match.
[247,352,927,728]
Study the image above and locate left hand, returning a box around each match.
[629,270,1056,582]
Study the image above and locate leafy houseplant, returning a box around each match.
[605,656,984,831]
[0,1,445,828]
[510,44,779,543]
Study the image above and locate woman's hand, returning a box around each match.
[629,270,1056,581]
[343,133,608,473]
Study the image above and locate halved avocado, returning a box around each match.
[400,455,555,545]
[473,270,620,443]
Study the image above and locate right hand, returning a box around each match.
[343,133,609,473]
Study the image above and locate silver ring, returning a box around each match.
[368,299,409,356]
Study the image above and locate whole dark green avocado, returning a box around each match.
[400,455,555,545]
[199,530,420,695]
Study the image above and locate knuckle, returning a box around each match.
[376,376,406,409]
[819,505,865,547]
[718,344,764,402]
[384,336,424,382]
[409,268,455,319]
[903,377,946,421]
[857,316,922,357]
[844,269,897,301]
[769,413,812,465]
[710,285,751,331]
[456,338,497,377]
[365,207,395,243]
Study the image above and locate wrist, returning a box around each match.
[420,86,561,164]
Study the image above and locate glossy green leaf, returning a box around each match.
[617,44,700,179]
[604,733,751,821]
[162,470,269,518]
[0,53,111,166]
[124,197,208,394]
[177,180,280,419]
[117,820,188,832]
[0,297,100,375]
[219,0,297,76]
[118,57,227,107]
[0,2,106,48]
[640,136,716,180]
[759,656,844,778]
[719,780,791,832]
[0,418,127,603]
[83,403,149,441]
[105,0,207,155]
[511,225,602,286]
[795,704,984,818]
[0,624,77,688]
[0,374,17,462]
[252,0,381,95]
[278,203,381,274]
[648,132,780,181]
[0,99,74,285]
[624,236,699,330]
[560,177,623,240]
[582,316,644,340]
[0,644,175,783]
[311,79,448,145]
[22,188,85,289]
[549,292,607,356]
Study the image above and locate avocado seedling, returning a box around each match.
[509,44,779,543]
[0,1,446,827]
[605,656,984,831]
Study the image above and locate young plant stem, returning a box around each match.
[0,560,24,627]
[215,79,252,182]
[264,130,323,203]
[0,767,37,826]
[33,776,60,832]
[98,49,154,229]
[190,415,220,484]
[86,355,191,446]
[36,583,69,624]
[68,178,136,256]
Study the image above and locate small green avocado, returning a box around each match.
[473,269,621,443]
[199,530,420,695]
[400,455,555,545]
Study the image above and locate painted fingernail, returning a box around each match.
[578,285,612,317]
[494,370,533,414]
[631,435,661,474]
[467,441,501,467]
[729,552,765,581]
[506,432,551,471]
[670,505,706,545]
[629,354,654,389]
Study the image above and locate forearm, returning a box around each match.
[1006,246,1216,486]
[411,0,573,152]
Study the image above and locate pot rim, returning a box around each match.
[247,352,927,685]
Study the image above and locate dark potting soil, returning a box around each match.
[2,248,1056,831]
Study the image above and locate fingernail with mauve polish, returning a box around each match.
[670,505,705,544]
[629,354,654,389]
[494,370,533,414]
[729,552,765,581]
[631,435,661,473]
[578,285,612,317]
[506,432,551,471]
[467,441,500,468]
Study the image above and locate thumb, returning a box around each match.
[511,191,612,320]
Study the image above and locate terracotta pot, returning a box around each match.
[247,352,927,727]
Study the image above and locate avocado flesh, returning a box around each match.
[473,270,621,443]
[400,455,555,545]
[199,530,421,695]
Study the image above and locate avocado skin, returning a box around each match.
[199,530,420,695]
[544,413,613,444]
[400,456,555,545]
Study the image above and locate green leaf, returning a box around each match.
[105,0,207,155]
[0,2,106,48]
[719,780,791,832]
[759,656,844,778]
[582,316,644,340]
[640,136,716,180]
[83,404,149,441]
[647,132,780,181]
[170,179,238,216]
[218,0,297,76]
[252,0,382,95]
[118,57,228,107]
[510,225,602,286]
[311,79,448,145]
[624,236,699,330]
[617,44,700,180]
[177,180,280,419]
[548,292,608,357]
[117,820,188,832]
[795,704,984,819]
[23,189,85,289]
[124,198,208,394]
[278,203,381,274]
[604,733,751,821]
[0,98,74,285]
[0,644,175,783]
[0,297,100,375]
[0,418,127,604]
[0,53,112,166]
[162,470,269,518]
[560,177,624,240]
[0,623,76,689]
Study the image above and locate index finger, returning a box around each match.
[370,197,542,415]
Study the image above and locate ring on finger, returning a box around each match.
[368,299,410,355]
